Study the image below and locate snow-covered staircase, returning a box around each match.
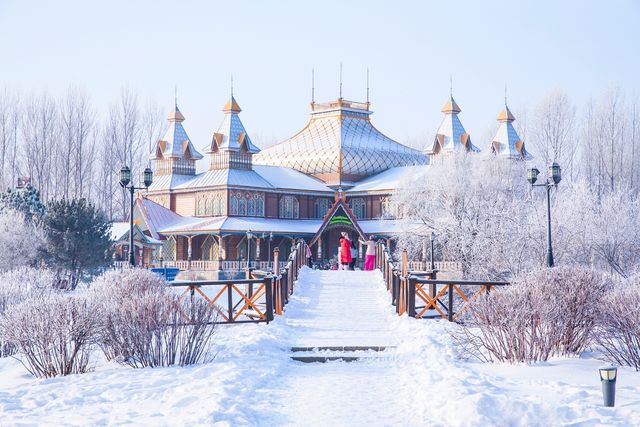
[285,270,398,363]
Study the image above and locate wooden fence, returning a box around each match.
[167,240,310,324]
[375,242,509,322]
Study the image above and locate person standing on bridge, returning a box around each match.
[360,235,376,271]
[339,232,352,270]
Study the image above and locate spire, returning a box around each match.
[339,63,343,99]
[174,85,178,108]
[366,68,370,106]
[311,68,315,105]
[491,100,532,160]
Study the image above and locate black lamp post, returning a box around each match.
[528,162,561,267]
[119,166,153,267]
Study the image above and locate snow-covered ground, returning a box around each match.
[1,268,640,426]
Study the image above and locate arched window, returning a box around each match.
[206,197,214,215]
[230,194,238,215]
[314,198,332,219]
[213,195,225,216]
[197,198,206,216]
[349,198,366,219]
[230,192,263,216]
[279,195,299,219]
[200,235,219,261]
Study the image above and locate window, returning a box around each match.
[349,198,366,219]
[314,198,332,219]
[163,236,176,261]
[200,235,219,261]
[279,195,299,219]
[381,197,400,218]
[197,193,226,216]
[230,191,264,216]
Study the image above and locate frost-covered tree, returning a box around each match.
[41,198,112,289]
[393,153,540,280]
[0,209,45,271]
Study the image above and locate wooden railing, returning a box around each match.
[375,243,509,322]
[166,240,310,324]
[408,260,462,273]
[151,260,288,272]
[269,240,309,316]
[170,277,274,324]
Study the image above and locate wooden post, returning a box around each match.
[265,278,274,322]
[401,249,408,277]
[448,284,454,322]
[408,277,416,318]
[273,248,280,274]
[227,284,233,322]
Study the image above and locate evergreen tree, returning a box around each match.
[0,184,46,222]
[42,198,112,289]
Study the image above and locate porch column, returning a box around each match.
[187,236,193,269]
[256,237,261,260]
[218,235,226,261]
[317,238,322,259]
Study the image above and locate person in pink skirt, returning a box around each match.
[360,235,377,271]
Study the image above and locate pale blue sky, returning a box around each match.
[1,0,638,149]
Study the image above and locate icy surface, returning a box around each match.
[1,268,640,426]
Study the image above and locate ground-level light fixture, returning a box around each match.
[599,366,617,407]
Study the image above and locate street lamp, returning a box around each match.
[528,162,561,267]
[119,165,153,267]
[267,231,273,264]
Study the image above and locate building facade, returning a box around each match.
[135,94,530,272]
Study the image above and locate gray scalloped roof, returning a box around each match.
[253,99,427,184]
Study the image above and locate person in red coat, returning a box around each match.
[339,232,352,270]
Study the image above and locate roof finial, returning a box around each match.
[174,85,177,108]
[311,68,315,104]
[504,84,508,107]
[339,63,343,99]
[450,75,453,98]
[366,67,370,105]
[230,74,234,97]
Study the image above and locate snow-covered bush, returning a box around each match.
[597,275,640,370]
[454,267,608,363]
[0,209,46,272]
[0,267,59,357]
[90,269,218,368]
[0,292,103,377]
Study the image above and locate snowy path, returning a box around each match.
[284,270,397,349]
[2,267,640,426]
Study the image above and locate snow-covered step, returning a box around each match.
[290,349,396,363]
[291,345,392,352]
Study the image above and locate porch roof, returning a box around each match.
[157,216,323,236]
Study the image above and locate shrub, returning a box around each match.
[0,292,103,378]
[454,267,609,363]
[0,267,59,357]
[597,276,640,370]
[90,269,218,368]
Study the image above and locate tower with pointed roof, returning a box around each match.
[151,106,203,176]
[425,96,480,160]
[490,104,532,160]
[203,96,260,170]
